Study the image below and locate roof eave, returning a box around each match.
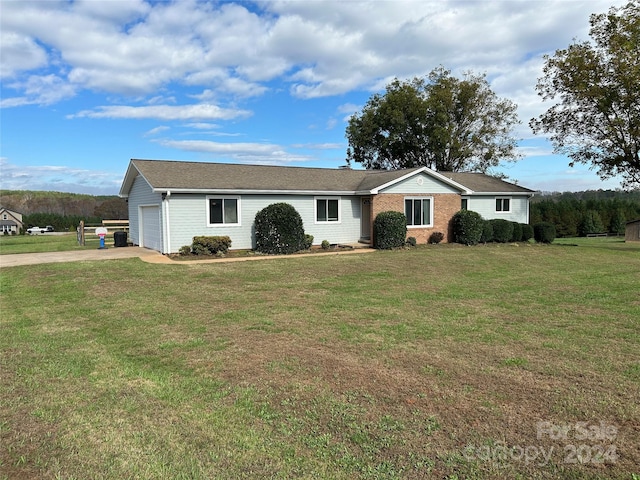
[369,167,472,194]
[465,191,536,196]
[150,188,360,196]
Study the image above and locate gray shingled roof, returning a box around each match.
[126,159,422,193]
[439,172,536,194]
[121,159,533,195]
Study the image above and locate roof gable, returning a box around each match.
[439,172,536,194]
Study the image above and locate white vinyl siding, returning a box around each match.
[164,194,361,252]
[467,195,530,223]
[379,173,460,194]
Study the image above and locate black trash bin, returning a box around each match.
[114,230,128,247]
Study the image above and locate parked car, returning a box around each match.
[46,225,54,232]
[27,226,47,234]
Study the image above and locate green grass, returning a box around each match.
[1,239,639,479]
[0,232,107,254]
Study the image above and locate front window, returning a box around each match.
[496,197,511,213]
[405,197,433,227]
[316,198,340,223]
[207,197,240,225]
[461,198,468,210]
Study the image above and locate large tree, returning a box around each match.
[530,1,640,189]
[346,67,521,172]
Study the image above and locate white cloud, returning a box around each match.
[1,74,76,107]
[156,139,313,163]
[0,31,48,78]
[290,143,343,150]
[69,104,252,121]
[1,0,625,104]
[0,158,122,195]
[144,126,170,136]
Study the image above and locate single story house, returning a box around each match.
[0,207,23,234]
[119,159,536,254]
[626,219,640,242]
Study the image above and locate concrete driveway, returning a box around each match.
[0,247,163,268]
[0,245,376,268]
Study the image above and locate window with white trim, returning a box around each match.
[496,197,511,213]
[405,197,433,227]
[207,196,240,226]
[316,197,340,223]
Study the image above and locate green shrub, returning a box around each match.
[480,220,493,243]
[192,243,209,256]
[511,222,523,242]
[521,224,534,241]
[406,236,417,247]
[254,203,306,254]
[374,211,407,249]
[452,210,483,245]
[533,222,556,243]
[192,236,232,255]
[428,232,444,244]
[178,245,192,256]
[491,219,513,243]
[303,234,314,250]
[321,239,331,250]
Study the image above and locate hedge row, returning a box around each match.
[452,210,553,245]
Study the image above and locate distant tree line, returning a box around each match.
[0,190,127,233]
[530,190,640,237]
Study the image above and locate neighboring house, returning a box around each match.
[0,207,23,234]
[626,219,640,242]
[119,159,536,254]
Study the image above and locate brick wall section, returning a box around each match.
[370,193,461,244]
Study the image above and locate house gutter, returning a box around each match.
[151,188,360,196]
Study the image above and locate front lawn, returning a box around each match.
[0,232,102,255]
[1,241,638,479]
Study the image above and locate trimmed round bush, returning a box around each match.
[491,219,514,243]
[510,222,523,242]
[480,220,493,243]
[406,236,417,247]
[428,231,444,244]
[521,224,534,242]
[533,222,556,244]
[254,203,306,254]
[374,211,407,249]
[452,210,483,245]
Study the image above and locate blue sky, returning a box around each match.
[0,0,628,195]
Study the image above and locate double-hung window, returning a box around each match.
[316,197,340,223]
[207,196,240,226]
[405,197,433,227]
[496,197,511,213]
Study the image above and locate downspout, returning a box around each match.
[162,190,171,254]
[527,193,534,224]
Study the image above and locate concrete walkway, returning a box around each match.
[0,245,376,268]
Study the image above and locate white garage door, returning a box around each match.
[141,206,162,252]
